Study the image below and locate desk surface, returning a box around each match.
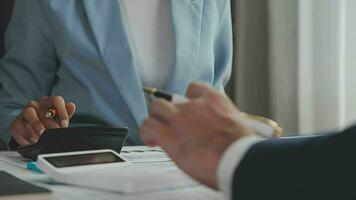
[0,147,224,200]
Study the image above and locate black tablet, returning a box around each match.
[17,127,128,160]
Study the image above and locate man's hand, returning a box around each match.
[140,82,255,189]
[10,96,76,145]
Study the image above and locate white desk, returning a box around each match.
[0,147,224,200]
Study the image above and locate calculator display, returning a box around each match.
[45,152,125,168]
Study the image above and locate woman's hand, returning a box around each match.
[10,96,76,145]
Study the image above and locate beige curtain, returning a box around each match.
[229,0,356,135]
[229,0,299,135]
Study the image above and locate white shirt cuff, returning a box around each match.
[217,136,262,199]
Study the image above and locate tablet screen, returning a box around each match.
[44,152,125,168]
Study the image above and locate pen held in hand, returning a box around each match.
[143,86,283,138]
[143,87,189,103]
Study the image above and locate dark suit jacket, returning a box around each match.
[233,125,356,200]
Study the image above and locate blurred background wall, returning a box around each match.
[230,0,356,135]
[229,0,299,135]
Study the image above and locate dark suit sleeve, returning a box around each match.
[232,125,356,200]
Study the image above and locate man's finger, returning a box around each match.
[140,118,171,146]
[150,99,179,122]
[186,82,214,99]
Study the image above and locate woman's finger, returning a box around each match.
[24,123,39,144]
[21,107,45,136]
[47,96,69,127]
[37,97,67,128]
[66,102,76,118]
